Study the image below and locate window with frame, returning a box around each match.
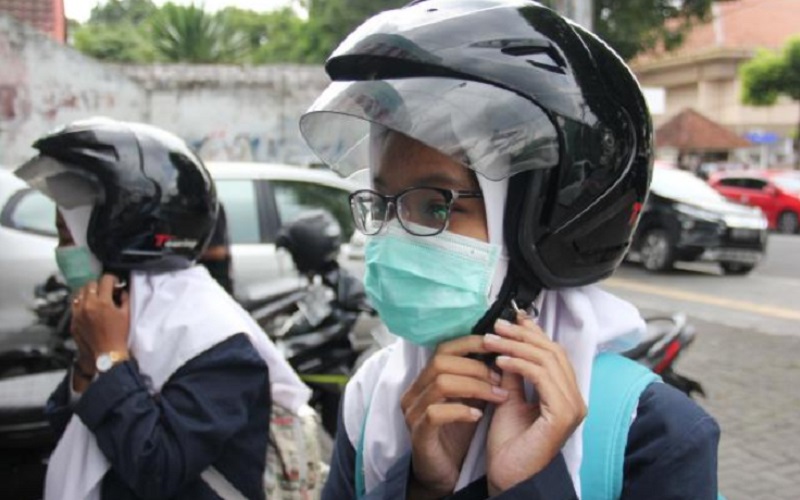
[741,178,768,191]
[271,181,354,239]
[215,180,261,244]
[3,189,57,236]
[719,178,744,188]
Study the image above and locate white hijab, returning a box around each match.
[45,206,311,500]
[343,176,644,497]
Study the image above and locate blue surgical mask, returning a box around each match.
[55,246,101,291]
[364,223,500,348]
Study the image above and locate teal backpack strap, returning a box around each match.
[580,352,661,500]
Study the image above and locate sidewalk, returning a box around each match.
[674,317,800,499]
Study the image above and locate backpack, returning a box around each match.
[356,353,722,499]
[202,403,328,500]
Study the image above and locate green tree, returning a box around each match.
[150,3,250,63]
[87,0,158,25]
[70,0,158,62]
[73,24,156,62]
[741,38,800,167]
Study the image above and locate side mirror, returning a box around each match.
[764,185,778,197]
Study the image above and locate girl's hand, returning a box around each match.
[401,335,508,499]
[71,274,131,375]
[484,314,586,494]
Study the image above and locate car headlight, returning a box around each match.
[723,213,769,230]
[674,203,721,223]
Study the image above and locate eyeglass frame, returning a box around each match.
[348,186,484,237]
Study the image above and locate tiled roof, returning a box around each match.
[634,0,800,65]
[0,0,65,42]
[656,108,752,150]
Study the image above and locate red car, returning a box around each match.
[708,170,800,234]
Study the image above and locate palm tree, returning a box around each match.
[150,3,249,63]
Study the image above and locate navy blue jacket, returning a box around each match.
[45,333,270,500]
[323,382,720,499]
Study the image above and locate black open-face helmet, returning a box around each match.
[299,0,653,292]
[276,209,342,276]
[15,117,218,272]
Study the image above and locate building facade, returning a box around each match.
[631,0,800,168]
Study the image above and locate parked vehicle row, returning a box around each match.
[0,163,361,338]
[627,166,768,275]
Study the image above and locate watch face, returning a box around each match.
[96,354,113,372]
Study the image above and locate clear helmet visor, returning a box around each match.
[299,78,559,181]
[14,156,105,209]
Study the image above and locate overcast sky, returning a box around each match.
[64,0,296,22]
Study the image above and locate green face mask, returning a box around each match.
[364,222,501,348]
[55,246,101,291]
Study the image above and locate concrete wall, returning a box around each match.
[0,15,330,168]
[0,14,147,166]
[121,64,329,166]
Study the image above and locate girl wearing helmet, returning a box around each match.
[16,118,310,500]
[300,1,720,498]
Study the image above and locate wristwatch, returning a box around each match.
[95,351,129,373]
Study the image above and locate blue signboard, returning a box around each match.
[744,131,781,144]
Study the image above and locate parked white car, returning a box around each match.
[206,162,361,303]
[0,168,59,337]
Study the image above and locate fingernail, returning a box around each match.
[470,408,483,420]
[484,333,501,343]
[496,355,512,365]
[494,319,511,329]
[490,370,501,384]
[492,386,509,397]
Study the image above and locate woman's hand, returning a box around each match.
[401,335,509,499]
[484,314,586,494]
[70,274,131,382]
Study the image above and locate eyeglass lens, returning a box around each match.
[351,188,452,236]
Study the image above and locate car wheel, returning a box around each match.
[640,228,675,272]
[720,262,755,275]
[777,211,799,234]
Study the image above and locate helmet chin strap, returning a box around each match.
[469,271,541,368]
[471,271,541,335]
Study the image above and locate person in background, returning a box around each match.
[299,1,720,498]
[198,201,234,294]
[15,117,309,500]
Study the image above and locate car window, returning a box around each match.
[2,189,57,236]
[740,178,768,190]
[272,181,354,239]
[215,180,261,244]
[718,178,743,188]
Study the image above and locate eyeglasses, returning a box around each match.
[349,187,483,236]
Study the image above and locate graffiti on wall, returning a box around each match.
[188,125,316,165]
[190,130,266,162]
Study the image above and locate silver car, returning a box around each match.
[205,162,361,303]
[0,168,59,337]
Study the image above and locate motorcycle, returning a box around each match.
[0,276,73,500]
[624,313,706,398]
[250,209,376,437]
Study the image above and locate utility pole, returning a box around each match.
[572,0,593,32]
[552,0,594,32]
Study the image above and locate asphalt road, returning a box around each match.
[604,233,800,337]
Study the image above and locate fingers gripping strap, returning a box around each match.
[580,353,660,500]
